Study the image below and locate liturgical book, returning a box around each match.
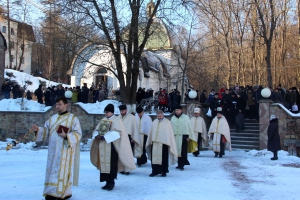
[104,131,120,143]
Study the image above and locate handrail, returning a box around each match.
[271,103,300,118]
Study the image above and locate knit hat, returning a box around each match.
[270,114,276,121]
[194,108,201,113]
[136,106,143,113]
[104,104,114,113]
[118,105,127,110]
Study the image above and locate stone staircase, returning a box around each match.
[231,119,260,150]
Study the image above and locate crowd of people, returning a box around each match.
[196,84,300,133]
[136,87,181,113]
[0,81,109,105]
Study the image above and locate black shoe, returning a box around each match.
[271,157,278,160]
[120,171,125,174]
[106,183,115,191]
[137,164,141,167]
[176,166,180,169]
[45,195,57,200]
[149,173,157,177]
[102,183,108,190]
[64,195,72,200]
[214,153,218,157]
[219,155,222,158]
[193,153,199,157]
[161,173,167,177]
[180,167,184,171]
[125,172,129,175]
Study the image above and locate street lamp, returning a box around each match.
[261,88,271,98]
[188,90,197,100]
[65,90,72,99]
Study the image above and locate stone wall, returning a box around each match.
[270,104,300,157]
[0,104,171,144]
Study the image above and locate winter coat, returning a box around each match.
[200,92,207,103]
[267,118,281,152]
[273,92,283,103]
[72,90,78,103]
[236,96,246,114]
[26,91,32,100]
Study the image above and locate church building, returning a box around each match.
[67,1,188,95]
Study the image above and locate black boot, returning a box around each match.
[106,182,115,191]
[214,152,218,157]
[271,151,278,160]
[102,182,108,190]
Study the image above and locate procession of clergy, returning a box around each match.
[33,96,231,200]
[89,104,231,190]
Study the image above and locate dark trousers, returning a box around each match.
[214,135,225,156]
[248,105,255,119]
[137,135,148,166]
[193,133,202,156]
[128,135,134,153]
[228,113,236,127]
[178,135,190,168]
[151,144,169,174]
[100,144,118,184]
[254,103,259,119]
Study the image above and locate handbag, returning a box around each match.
[292,105,298,112]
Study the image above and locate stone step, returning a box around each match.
[230,129,260,135]
[232,140,259,145]
[231,136,259,141]
[231,144,260,150]
[231,134,259,138]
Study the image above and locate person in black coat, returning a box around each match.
[34,85,44,104]
[267,115,281,160]
[235,92,246,132]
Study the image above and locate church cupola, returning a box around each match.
[146,0,156,18]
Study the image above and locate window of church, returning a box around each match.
[2,26,6,33]
[11,28,14,35]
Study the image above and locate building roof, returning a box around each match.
[0,16,35,42]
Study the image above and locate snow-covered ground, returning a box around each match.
[4,69,70,92]
[0,142,299,200]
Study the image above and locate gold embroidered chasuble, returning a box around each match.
[35,112,82,199]
[118,113,142,158]
[208,116,232,152]
[90,116,136,173]
[190,116,208,146]
[146,118,177,165]
[171,114,197,156]
[135,113,152,149]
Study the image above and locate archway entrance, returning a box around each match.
[94,67,108,90]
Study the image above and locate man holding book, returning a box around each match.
[90,104,136,191]
[31,96,82,200]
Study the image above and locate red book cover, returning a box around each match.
[57,125,69,134]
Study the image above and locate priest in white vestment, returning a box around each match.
[32,96,82,200]
[90,104,136,191]
[208,107,231,158]
[117,104,142,175]
[171,106,197,171]
[190,107,208,156]
[135,106,152,167]
[146,110,177,177]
